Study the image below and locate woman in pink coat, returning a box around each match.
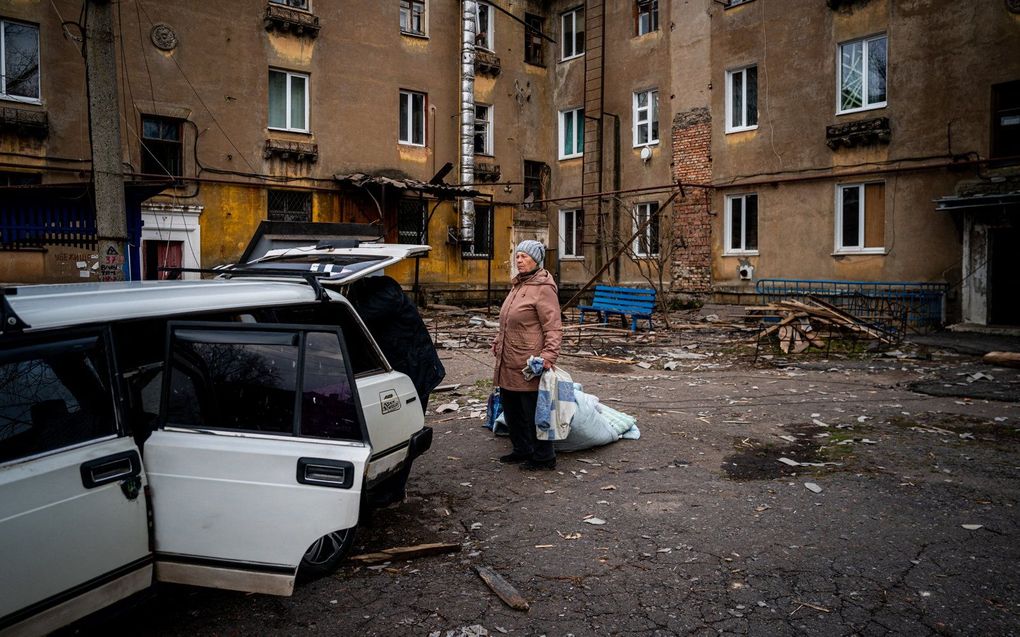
[492,240,563,471]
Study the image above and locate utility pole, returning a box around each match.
[84,0,128,281]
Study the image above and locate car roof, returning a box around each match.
[5,278,342,333]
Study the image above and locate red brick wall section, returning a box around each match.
[670,107,713,293]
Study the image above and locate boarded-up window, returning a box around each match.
[837,182,884,252]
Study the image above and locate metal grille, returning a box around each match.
[267,190,312,222]
[463,204,493,259]
[397,198,427,244]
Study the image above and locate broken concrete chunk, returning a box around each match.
[583,517,607,525]
[961,524,983,531]
[804,482,823,493]
[778,457,801,467]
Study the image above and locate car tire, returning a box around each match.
[299,526,357,580]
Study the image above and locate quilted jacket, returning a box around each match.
[492,269,563,392]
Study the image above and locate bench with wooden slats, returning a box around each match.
[577,285,656,332]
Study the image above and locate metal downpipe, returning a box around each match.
[459,0,477,244]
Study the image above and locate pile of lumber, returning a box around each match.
[748,297,898,354]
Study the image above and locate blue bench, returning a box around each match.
[577,285,657,332]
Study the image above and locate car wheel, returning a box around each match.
[299,526,357,579]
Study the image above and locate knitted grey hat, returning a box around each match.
[515,240,545,267]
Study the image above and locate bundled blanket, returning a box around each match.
[535,364,577,441]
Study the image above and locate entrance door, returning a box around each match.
[145,322,370,596]
[989,227,1020,325]
[143,240,183,280]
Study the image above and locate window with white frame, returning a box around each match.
[836,182,885,253]
[268,69,309,132]
[474,104,492,155]
[561,7,584,60]
[476,2,494,50]
[633,89,659,147]
[559,208,584,259]
[270,0,309,9]
[633,202,660,257]
[636,0,658,36]
[838,34,887,114]
[399,90,426,146]
[726,65,758,133]
[559,108,584,159]
[1,18,40,103]
[400,0,426,36]
[725,193,758,254]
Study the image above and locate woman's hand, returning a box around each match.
[542,358,553,371]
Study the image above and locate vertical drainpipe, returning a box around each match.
[459,0,477,245]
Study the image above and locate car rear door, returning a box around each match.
[144,322,370,596]
[0,330,150,636]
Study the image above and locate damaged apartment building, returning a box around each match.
[1,0,1018,325]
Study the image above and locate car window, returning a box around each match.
[0,335,117,463]
[164,325,364,441]
[270,304,387,376]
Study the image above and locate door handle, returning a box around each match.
[296,457,354,489]
[80,450,141,489]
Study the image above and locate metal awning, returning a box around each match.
[334,172,480,199]
[935,191,1020,212]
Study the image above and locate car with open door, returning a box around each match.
[0,241,435,636]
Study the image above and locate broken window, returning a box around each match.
[524,13,544,66]
[474,103,492,155]
[559,108,584,159]
[476,2,494,50]
[633,89,659,147]
[838,34,887,114]
[400,0,426,36]
[559,208,584,259]
[399,89,426,146]
[0,18,40,102]
[633,202,660,257]
[561,7,584,60]
[523,160,546,208]
[836,182,885,253]
[397,197,428,244]
[269,69,309,132]
[462,203,493,259]
[991,80,1020,161]
[636,1,658,36]
[268,190,312,222]
[140,115,183,177]
[725,193,758,254]
[726,65,758,133]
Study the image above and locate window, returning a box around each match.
[836,182,885,253]
[991,80,1020,161]
[463,204,493,259]
[399,90,426,146]
[270,0,309,8]
[474,104,492,155]
[0,171,41,186]
[1,19,40,102]
[165,327,360,440]
[838,34,887,114]
[397,197,427,244]
[636,1,658,36]
[400,0,426,36]
[725,193,758,254]
[559,208,584,259]
[523,160,546,207]
[268,190,312,222]
[559,108,584,159]
[725,66,758,133]
[476,2,494,50]
[633,202,660,257]
[268,69,309,132]
[561,7,584,60]
[524,13,544,66]
[0,335,117,463]
[140,116,183,177]
[633,89,659,147]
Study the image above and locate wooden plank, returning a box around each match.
[983,351,1020,368]
[475,566,530,611]
[349,542,461,565]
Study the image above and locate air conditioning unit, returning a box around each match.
[738,264,754,281]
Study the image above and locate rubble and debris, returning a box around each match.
[429,625,490,637]
[349,542,462,565]
[474,566,530,611]
[804,482,823,493]
[749,297,899,356]
[435,402,460,414]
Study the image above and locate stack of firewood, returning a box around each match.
[747,296,898,354]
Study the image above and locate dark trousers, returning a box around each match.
[500,388,555,462]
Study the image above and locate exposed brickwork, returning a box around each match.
[670,108,713,293]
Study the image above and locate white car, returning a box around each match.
[0,246,434,636]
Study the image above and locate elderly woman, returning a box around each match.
[492,240,563,471]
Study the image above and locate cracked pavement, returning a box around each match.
[87,330,1020,636]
